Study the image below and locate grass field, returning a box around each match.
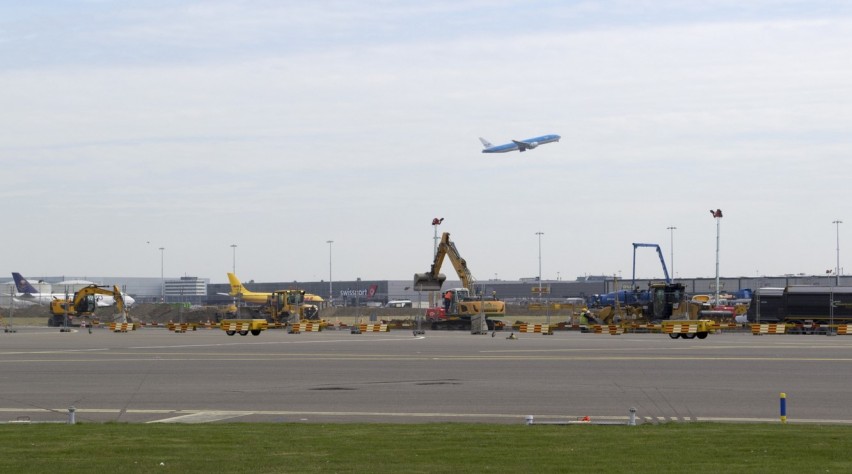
[1,423,850,473]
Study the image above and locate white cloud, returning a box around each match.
[1,2,851,281]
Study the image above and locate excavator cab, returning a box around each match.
[72,294,98,314]
[647,283,687,320]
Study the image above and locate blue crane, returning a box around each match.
[632,243,671,289]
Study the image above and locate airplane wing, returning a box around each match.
[511,140,532,151]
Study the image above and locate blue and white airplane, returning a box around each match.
[479,134,560,153]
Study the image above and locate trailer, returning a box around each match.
[220,318,268,336]
[662,319,716,339]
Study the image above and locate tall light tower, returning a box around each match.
[432,217,444,258]
[667,226,677,279]
[536,231,544,296]
[710,209,723,305]
[833,220,843,286]
[326,240,334,305]
[159,247,165,303]
[230,244,237,274]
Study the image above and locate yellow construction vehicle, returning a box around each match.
[262,289,321,325]
[413,232,505,330]
[220,318,268,336]
[48,285,129,327]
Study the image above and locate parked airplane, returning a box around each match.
[226,273,324,305]
[479,134,560,153]
[11,272,135,307]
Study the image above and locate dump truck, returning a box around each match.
[413,232,505,331]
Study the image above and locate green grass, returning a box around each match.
[1,423,851,473]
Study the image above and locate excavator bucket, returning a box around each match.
[413,273,446,292]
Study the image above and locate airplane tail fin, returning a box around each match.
[227,272,250,297]
[12,272,39,294]
[479,137,493,148]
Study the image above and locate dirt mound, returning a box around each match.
[0,303,225,325]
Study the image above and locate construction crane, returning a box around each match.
[413,232,504,330]
[632,242,671,288]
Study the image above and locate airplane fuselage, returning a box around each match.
[481,134,560,153]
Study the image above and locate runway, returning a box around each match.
[2,327,852,424]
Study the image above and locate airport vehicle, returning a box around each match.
[479,134,560,153]
[12,272,136,307]
[386,300,413,308]
[413,232,505,330]
[219,318,268,336]
[662,319,717,339]
[48,284,129,327]
[746,286,852,324]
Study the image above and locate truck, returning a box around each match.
[413,232,505,331]
[48,284,129,327]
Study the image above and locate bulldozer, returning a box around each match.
[48,284,129,327]
[413,232,505,330]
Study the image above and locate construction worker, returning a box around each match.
[443,290,452,312]
[579,310,590,333]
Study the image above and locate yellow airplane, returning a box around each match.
[226,273,324,304]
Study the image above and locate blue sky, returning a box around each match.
[2,1,851,283]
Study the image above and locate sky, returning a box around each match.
[2,1,851,284]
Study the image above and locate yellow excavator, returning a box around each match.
[48,285,129,327]
[413,232,505,330]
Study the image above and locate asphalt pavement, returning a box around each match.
[2,326,851,424]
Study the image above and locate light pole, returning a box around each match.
[230,244,237,275]
[432,217,444,258]
[667,226,677,279]
[710,209,723,306]
[535,231,544,299]
[326,240,334,305]
[159,247,165,303]
[833,220,843,286]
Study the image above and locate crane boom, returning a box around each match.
[632,243,671,288]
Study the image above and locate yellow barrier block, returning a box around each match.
[109,322,136,332]
[290,322,323,333]
[518,324,552,334]
[357,323,388,332]
[750,323,786,335]
[592,324,624,335]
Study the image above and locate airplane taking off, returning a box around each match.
[11,272,135,307]
[479,134,560,153]
[226,273,324,305]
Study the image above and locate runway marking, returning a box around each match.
[127,335,425,350]
[150,411,250,424]
[2,407,851,425]
[4,354,852,363]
